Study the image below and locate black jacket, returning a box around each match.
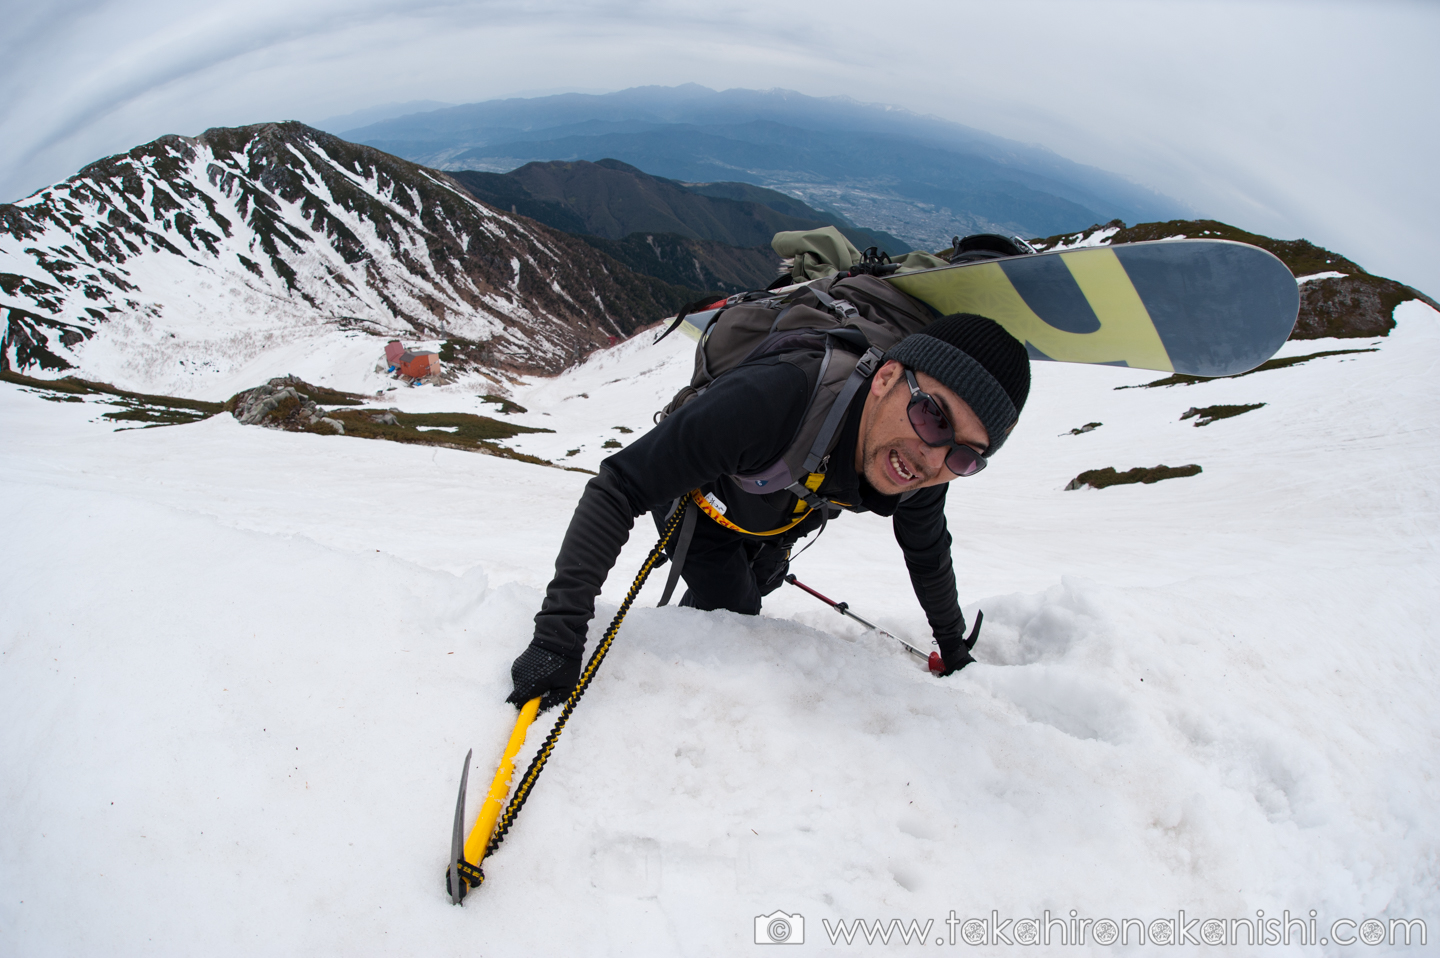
[531,353,967,659]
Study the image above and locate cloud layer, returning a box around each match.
[3,0,1436,295]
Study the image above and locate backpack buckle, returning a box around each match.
[854,346,885,378]
[808,285,860,321]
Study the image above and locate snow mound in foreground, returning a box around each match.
[1,302,1437,954]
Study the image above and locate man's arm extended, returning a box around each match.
[892,485,973,673]
[509,360,809,707]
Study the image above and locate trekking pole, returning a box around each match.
[445,503,688,903]
[784,573,945,673]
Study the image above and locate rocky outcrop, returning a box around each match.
[229,378,350,433]
[1293,274,1412,339]
[224,375,557,466]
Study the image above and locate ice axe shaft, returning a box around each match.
[468,696,541,863]
[784,574,942,672]
[447,695,542,904]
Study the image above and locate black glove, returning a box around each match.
[506,645,581,712]
[934,610,983,677]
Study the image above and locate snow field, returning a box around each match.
[2,302,1438,954]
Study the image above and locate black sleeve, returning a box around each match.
[531,360,811,659]
[892,484,967,641]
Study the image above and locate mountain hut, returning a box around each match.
[398,350,440,380]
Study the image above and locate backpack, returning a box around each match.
[944,232,1037,264]
[647,229,1034,606]
[653,271,938,523]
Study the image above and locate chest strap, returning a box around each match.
[689,488,814,537]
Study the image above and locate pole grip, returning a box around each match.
[463,696,541,865]
[784,573,839,607]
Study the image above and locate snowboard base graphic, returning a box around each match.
[885,239,1300,377]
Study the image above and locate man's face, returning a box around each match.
[855,360,990,496]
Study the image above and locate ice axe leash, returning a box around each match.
[783,573,981,674]
[445,503,688,903]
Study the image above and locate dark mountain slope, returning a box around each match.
[579,232,782,295]
[449,158,912,291]
[681,180,845,221]
[450,159,907,250]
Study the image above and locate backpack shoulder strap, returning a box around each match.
[779,344,885,512]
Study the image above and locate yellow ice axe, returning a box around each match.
[443,504,688,904]
[446,695,541,903]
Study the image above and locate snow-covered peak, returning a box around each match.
[0,123,685,397]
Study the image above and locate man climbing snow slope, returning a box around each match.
[506,308,1032,710]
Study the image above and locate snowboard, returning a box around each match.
[884,239,1299,377]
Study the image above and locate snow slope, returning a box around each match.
[2,303,1438,955]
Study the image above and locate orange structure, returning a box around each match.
[398,350,440,379]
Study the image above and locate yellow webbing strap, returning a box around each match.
[794,472,825,513]
[690,487,813,537]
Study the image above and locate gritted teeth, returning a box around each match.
[889,449,916,482]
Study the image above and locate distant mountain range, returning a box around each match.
[4,120,1431,399]
[330,85,1192,248]
[312,100,455,137]
[450,158,909,292]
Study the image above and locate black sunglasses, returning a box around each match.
[904,369,987,477]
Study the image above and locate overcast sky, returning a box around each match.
[2,0,1435,296]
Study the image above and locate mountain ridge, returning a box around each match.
[0,122,696,392]
[5,122,1432,400]
[454,158,907,251]
[448,158,911,291]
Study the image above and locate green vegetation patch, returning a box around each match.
[223,378,365,411]
[601,439,622,449]
[1181,404,1265,426]
[101,403,212,427]
[326,408,554,465]
[1064,422,1102,435]
[1066,464,1202,491]
[481,394,528,415]
[1,368,222,428]
[1119,348,1378,389]
[2,369,223,412]
[1038,219,1351,277]
[291,383,366,407]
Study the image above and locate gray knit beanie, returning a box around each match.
[884,313,1031,455]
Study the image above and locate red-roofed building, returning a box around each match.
[398,350,440,380]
